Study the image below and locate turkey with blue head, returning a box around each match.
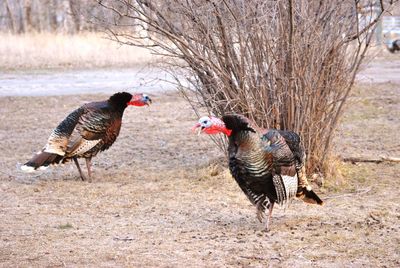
[21,92,152,182]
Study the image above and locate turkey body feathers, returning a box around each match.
[263,129,305,169]
[224,116,297,204]
[222,114,317,229]
[263,130,298,205]
[66,101,123,158]
[228,131,276,207]
[263,128,323,205]
[21,98,126,176]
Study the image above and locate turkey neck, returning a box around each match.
[228,130,273,179]
[108,101,128,115]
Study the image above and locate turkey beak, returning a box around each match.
[197,127,204,136]
[192,123,202,135]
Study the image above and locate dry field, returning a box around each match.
[0,82,399,267]
[0,33,155,71]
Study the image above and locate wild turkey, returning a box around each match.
[387,39,400,53]
[21,92,152,181]
[193,114,323,230]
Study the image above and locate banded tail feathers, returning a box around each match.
[20,151,63,172]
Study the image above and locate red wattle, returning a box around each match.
[203,126,232,136]
[224,128,232,136]
[128,101,145,106]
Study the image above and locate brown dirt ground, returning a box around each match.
[0,83,399,267]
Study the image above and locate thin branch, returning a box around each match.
[342,156,400,164]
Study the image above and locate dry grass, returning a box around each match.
[0,32,156,71]
[363,45,400,63]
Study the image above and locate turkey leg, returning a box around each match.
[73,157,87,181]
[85,157,93,183]
[265,202,275,232]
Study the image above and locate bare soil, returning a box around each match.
[0,83,399,267]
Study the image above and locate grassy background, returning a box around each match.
[0,32,156,71]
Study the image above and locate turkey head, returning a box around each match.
[193,114,256,136]
[127,93,152,107]
[192,116,232,136]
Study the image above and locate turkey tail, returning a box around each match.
[20,107,85,173]
[297,187,324,205]
[21,151,63,172]
[273,174,298,206]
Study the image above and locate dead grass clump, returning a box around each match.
[318,156,347,192]
[57,223,74,230]
[0,32,155,71]
[195,161,231,182]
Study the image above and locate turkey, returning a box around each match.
[387,39,400,53]
[21,92,152,182]
[193,114,323,230]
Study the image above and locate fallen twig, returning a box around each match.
[324,187,372,200]
[369,213,381,223]
[113,236,134,242]
[292,246,308,254]
[342,156,400,164]
[240,255,267,261]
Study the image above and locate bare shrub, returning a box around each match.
[96,0,398,174]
